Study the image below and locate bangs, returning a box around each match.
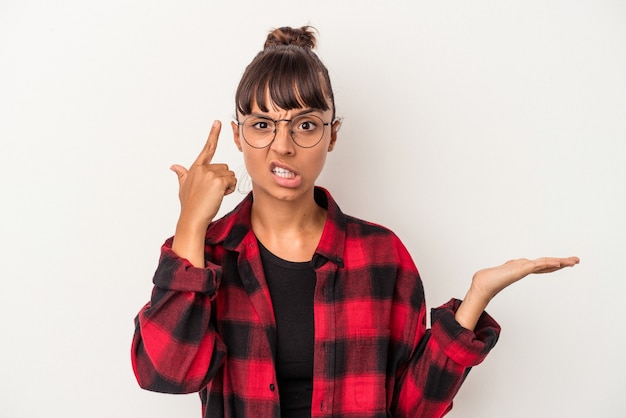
[236,46,332,116]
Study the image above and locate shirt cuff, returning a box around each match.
[430,298,501,367]
[152,237,222,295]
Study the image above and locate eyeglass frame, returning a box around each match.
[235,113,334,149]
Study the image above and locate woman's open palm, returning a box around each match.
[472,256,580,300]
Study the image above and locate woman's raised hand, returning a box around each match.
[470,256,580,301]
[170,121,237,267]
[455,256,580,331]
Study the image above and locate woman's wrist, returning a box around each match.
[455,285,492,331]
[172,218,208,268]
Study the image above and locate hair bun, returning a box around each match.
[264,26,317,50]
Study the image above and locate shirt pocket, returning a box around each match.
[343,328,390,411]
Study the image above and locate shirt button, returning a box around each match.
[269,384,275,391]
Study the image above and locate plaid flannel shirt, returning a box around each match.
[132,187,500,417]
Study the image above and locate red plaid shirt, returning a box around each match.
[132,187,500,417]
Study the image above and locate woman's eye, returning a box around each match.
[297,119,316,131]
[251,120,272,130]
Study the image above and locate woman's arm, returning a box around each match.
[132,121,237,392]
[387,238,500,417]
[131,240,227,393]
[390,236,579,417]
[170,120,237,267]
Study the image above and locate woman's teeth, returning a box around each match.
[272,167,295,178]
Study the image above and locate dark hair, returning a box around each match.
[235,26,336,120]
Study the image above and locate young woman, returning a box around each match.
[131,26,579,418]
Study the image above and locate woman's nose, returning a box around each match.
[270,121,296,154]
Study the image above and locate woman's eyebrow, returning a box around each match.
[250,108,324,118]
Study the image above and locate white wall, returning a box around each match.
[1,1,624,417]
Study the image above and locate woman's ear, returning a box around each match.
[328,118,342,152]
[231,120,243,152]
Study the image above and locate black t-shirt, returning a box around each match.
[258,240,316,418]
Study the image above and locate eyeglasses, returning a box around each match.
[237,113,331,149]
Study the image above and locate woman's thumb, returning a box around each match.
[170,164,188,186]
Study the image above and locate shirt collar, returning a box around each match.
[206,186,346,267]
[313,187,346,267]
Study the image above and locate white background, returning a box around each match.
[1,1,625,417]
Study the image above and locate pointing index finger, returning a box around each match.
[193,120,222,166]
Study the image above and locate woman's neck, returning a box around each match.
[250,189,327,262]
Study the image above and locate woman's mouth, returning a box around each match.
[272,167,296,178]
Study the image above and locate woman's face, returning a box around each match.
[231,101,339,203]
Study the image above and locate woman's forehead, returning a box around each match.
[247,101,330,117]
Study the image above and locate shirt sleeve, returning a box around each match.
[131,237,228,394]
[391,295,500,417]
[430,298,500,369]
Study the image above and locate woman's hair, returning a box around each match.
[235,26,336,120]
